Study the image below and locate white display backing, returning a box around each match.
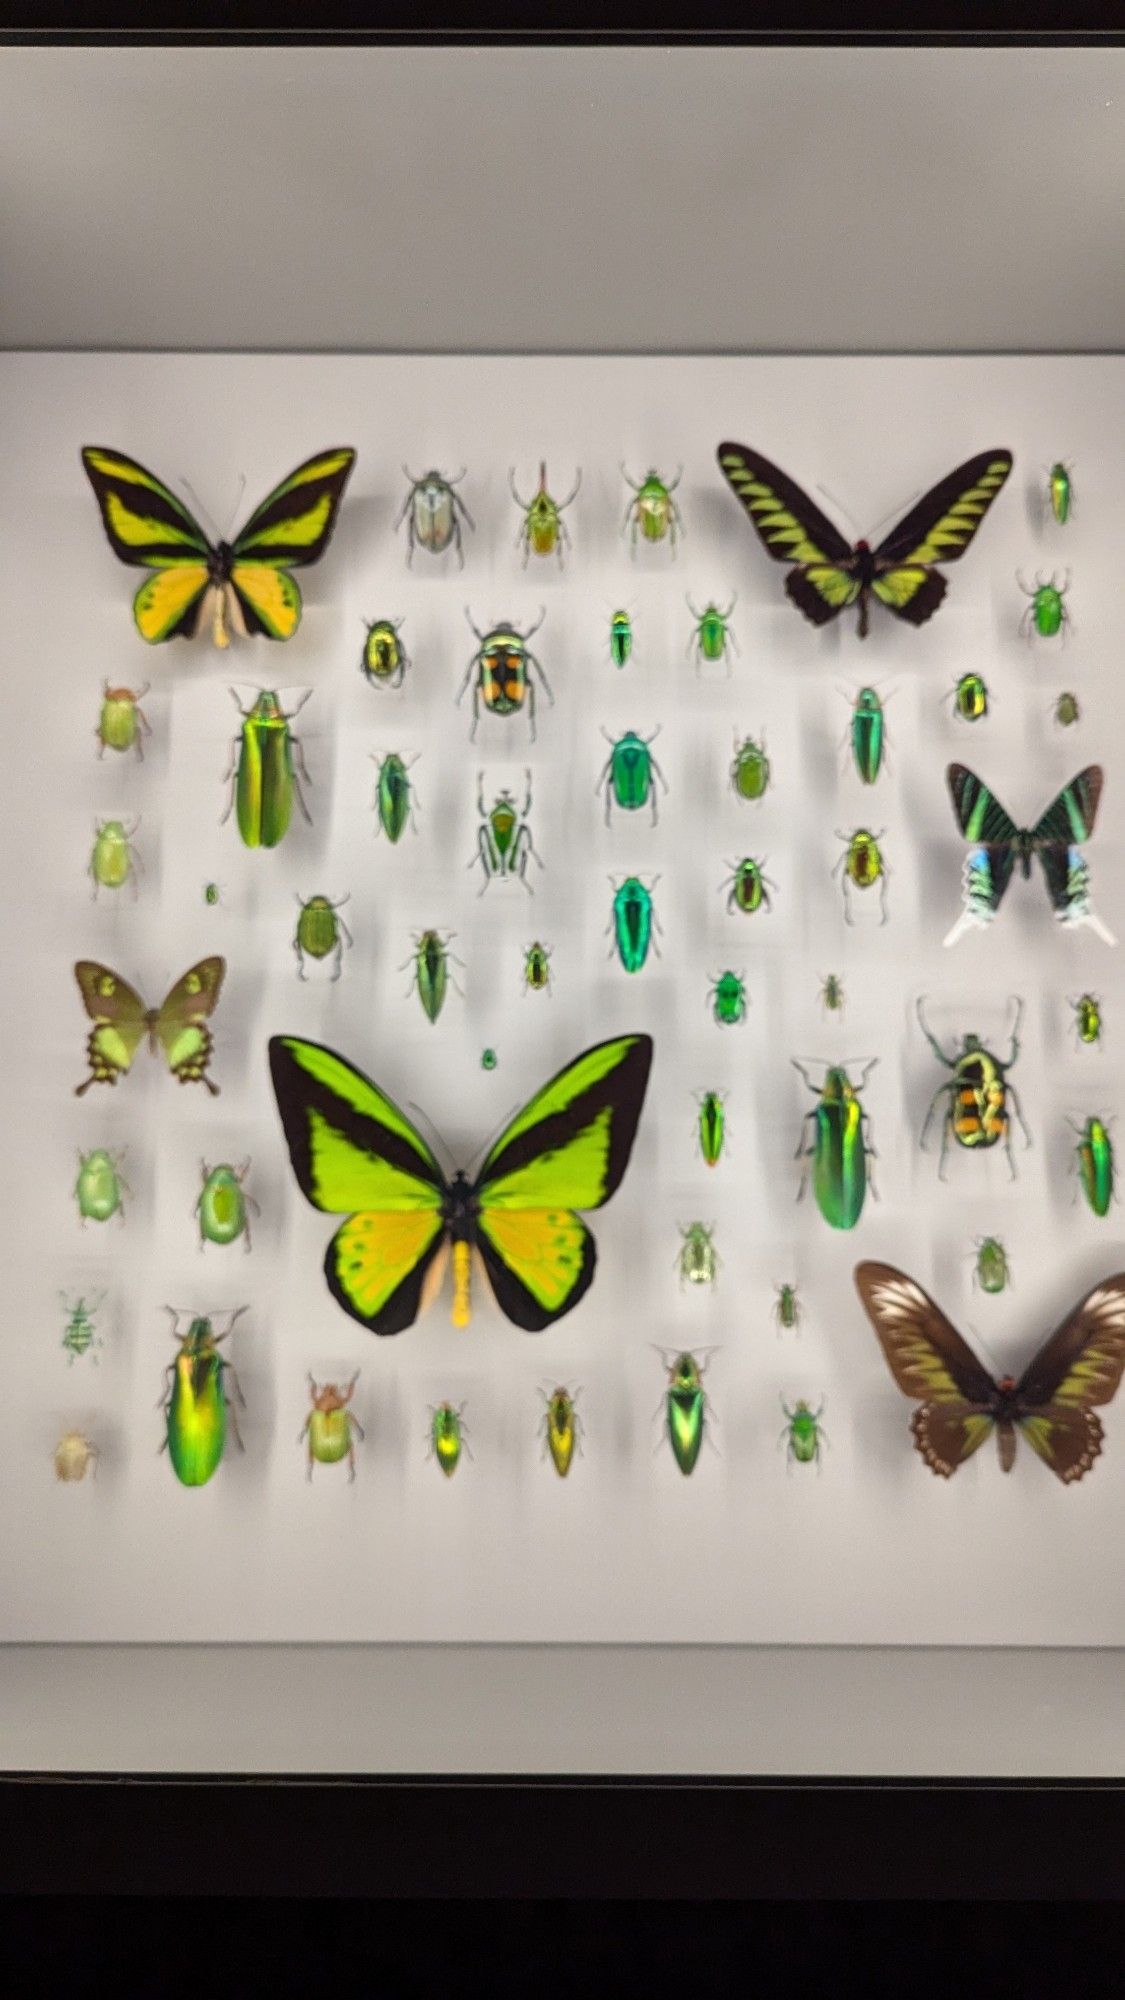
[1,352,1122,1647]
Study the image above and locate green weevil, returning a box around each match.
[371,750,419,843]
[972,1236,1011,1296]
[695,1089,727,1167]
[89,816,141,897]
[720,855,774,916]
[950,672,989,723]
[429,1400,470,1478]
[597,727,668,825]
[779,1396,827,1469]
[1054,690,1081,729]
[1018,569,1071,640]
[620,464,684,554]
[222,687,312,848]
[1047,460,1074,525]
[1071,992,1103,1048]
[773,1282,802,1333]
[470,769,543,893]
[361,615,411,689]
[196,1159,258,1250]
[300,1372,364,1480]
[74,1147,128,1225]
[293,892,353,979]
[608,607,634,669]
[677,1220,720,1289]
[54,1430,100,1483]
[730,729,771,803]
[709,968,749,1026]
[159,1306,246,1487]
[833,828,889,924]
[96,680,151,759]
[510,462,581,565]
[522,939,553,996]
[847,685,888,784]
[608,875,661,973]
[687,595,739,673]
[60,1291,104,1364]
[1073,1115,1115,1217]
[458,607,552,742]
[792,1058,878,1230]
[397,467,474,566]
[819,973,846,1017]
[541,1385,582,1477]
[916,995,1031,1181]
[657,1348,714,1477]
[402,929,463,1024]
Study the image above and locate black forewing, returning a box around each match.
[715,444,853,566]
[874,449,1013,565]
[474,1034,654,1200]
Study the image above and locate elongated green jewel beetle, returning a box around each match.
[510,462,581,565]
[659,1349,712,1476]
[300,1372,364,1480]
[361,616,411,688]
[75,1146,128,1224]
[780,1396,827,1468]
[950,671,989,722]
[294,892,353,979]
[709,968,749,1026]
[819,972,845,1017]
[834,828,889,923]
[972,1236,1010,1295]
[917,996,1030,1181]
[848,686,887,784]
[541,1385,581,1477]
[1071,992,1103,1048]
[54,1430,99,1482]
[429,1400,468,1477]
[196,1158,257,1250]
[481,1047,498,1071]
[620,464,683,554]
[792,1058,877,1230]
[1018,569,1071,639]
[730,730,770,803]
[1047,461,1073,525]
[402,928,462,1023]
[1074,1115,1115,1217]
[371,750,419,843]
[597,727,668,825]
[397,467,474,566]
[608,608,634,669]
[160,1306,246,1487]
[222,687,312,848]
[773,1282,801,1333]
[96,680,151,759]
[522,940,553,995]
[677,1220,720,1289]
[458,607,552,742]
[687,595,738,672]
[608,874,661,973]
[696,1089,727,1166]
[60,1291,104,1364]
[720,855,774,916]
[89,817,141,897]
[1054,690,1081,729]
[471,769,542,892]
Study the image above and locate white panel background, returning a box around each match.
[0,351,1122,1650]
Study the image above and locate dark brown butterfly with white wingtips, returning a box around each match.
[854,1261,1125,1482]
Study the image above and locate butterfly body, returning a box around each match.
[74,958,224,1096]
[944,763,1113,946]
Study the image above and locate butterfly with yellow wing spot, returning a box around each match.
[268,1033,654,1335]
[854,1260,1125,1481]
[716,444,1012,638]
[74,959,225,1097]
[81,445,356,647]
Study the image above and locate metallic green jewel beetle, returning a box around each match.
[621,464,684,555]
[429,1400,469,1478]
[709,968,749,1026]
[1071,992,1103,1048]
[481,1047,498,1071]
[300,1372,364,1481]
[819,972,845,1017]
[833,828,889,924]
[402,928,463,1024]
[597,726,668,825]
[1054,690,1081,729]
[687,595,739,673]
[1073,1115,1115,1218]
[773,1282,802,1333]
[792,1058,878,1230]
[458,607,552,743]
[471,769,543,893]
[677,1220,720,1289]
[950,672,989,722]
[720,855,774,916]
[608,607,634,669]
[1047,460,1074,525]
[510,462,581,566]
[847,685,888,784]
[75,1146,128,1224]
[160,1306,246,1487]
[294,893,353,980]
[96,680,151,759]
[361,616,411,689]
[730,729,770,803]
[60,1291,104,1364]
[972,1236,1011,1296]
[1018,568,1071,639]
[608,874,661,973]
[658,1348,714,1477]
[89,816,141,897]
[780,1396,827,1469]
[916,995,1030,1181]
[371,751,419,843]
[522,939,553,996]
[222,687,312,849]
[397,467,474,567]
[695,1088,727,1166]
[541,1384,582,1477]
[196,1159,258,1250]
[54,1430,99,1483]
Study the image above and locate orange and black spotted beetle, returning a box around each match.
[457,607,553,742]
[917,994,1031,1180]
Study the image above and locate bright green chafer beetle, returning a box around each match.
[300,1373,364,1480]
[471,769,543,892]
[75,1146,128,1224]
[89,817,141,897]
[620,464,684,554]
[597,727,668,825]
[60,1290,104,1363]
[658,1348,714,1477]
[608,875,661,973]
[196,1159,258,1250]
[397,467,474,566]
[294,892,353,979]
[510,462,581,566]
[773,1282,802,1333]
[950,671,989,723]
[541,1384,581,1477]
[402,928,463,1023]
[695,1088,727,1167]
[480,1047,498,1071]
[160,1306,246,1487]
[1071,992,1103,1048]
[608,608,634,669]
[972,1236,1010,1296]
[223,687,312,849]
[1073,1115,1115,1218]
[730,729,770,803]
[687,595,738,672]
[676,1220,720,1289]
[1017,569,1071,640]
[720,855,774,916]
[709,968,749,1026]
[833,828,889,924]
[429,1401,469,1478]
[371,751,419,843]
[96,680,151,759]
[847,686,888,784]
[522,939,553,996]
[1054,690,1081,729]
[1047,460,1074,525]
[361,616,411,688]
[792,1058,878,1230]
[780,1396,827,1468]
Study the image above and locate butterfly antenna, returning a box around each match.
[221,473,247,542]
[462,1105,521,1180]
[815,484,860,534]
[405,1101,455,1176]
[866,485,923,544]
[180,478,222,544]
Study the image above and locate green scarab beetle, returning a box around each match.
[294,893,353,980]
[510,462,581,565]
[541,1385,582,1478]
[196,1159,258,1250]
[773,1282,802,1333]
[372,750,420,843]
[687,596,738,672]
[1018,569,1071,640]
[730,730,771,803]
[779,1396,827,1469]
[972,1236,1011,1296]
[1073,1115,1115,1218]
[1071,992,1103,1048]
[96,680,151,759]
[361,616,411,689]
[709,968,749,1026]
[60,1291,104,1364]
[89,817,141,897]
[834,828,889,924]
[620,464,684,554]
[429,1401,469,1478]
[658,1348,714,1477]
[720,855,774,916]
[159,1306,246,1487]
[300,1373,364,1480]
[677,1220,720,1289]
[608,875,661,973]
[950,672,989,723]
[402,929,463,1024]
[792,1058,878,1231]
[696,1089,727,1167]
[597,727,668,825]
[75,1147,128,1225]
[222,687,313,849]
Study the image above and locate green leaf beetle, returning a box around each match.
[792,1058,878,1230]
[509,462,581,566]
[203,880,223,907]
[397,467,474,566]
[597,727,668,825]
[916,996,1031,1181]
[677,1220,720,1289]
[730,729,771,803]
[779,1396,827,1469]
[687,595,738,672]
[60,1291,104,1364]
[361,616,411,689]
[1071,992,1103,1049]
[402,929,463,1024]
[1073,1115,1115,1218]
[159,1306,246,1487]
[96,680,151,759]
[972,1236,1011,1296]
[293,892,353,979]
[196,1159,258,1250]
[709,968,749,1026]
[608,875,662,972]
[949,672,989,722]
[656,1348,715,1477]
[1054,690,1081,729]
[695,1088,727,1167]
[846,685,889,784]
[773,1282,802,1334]
[471,770,543,893]
[1047,460,1074,525]
[458,607,552,742]
[89,817,142,897]
[833,828,889,924]
[222,687,312,849]
[429,1401,470,1478]
[371,751,419,843]
[720,855,774,916]
[620,464,684,554]
[819,972,845,1017]
[74,1146,128,1225]
[608,607,634,669]
[522,939,553,996]
[541,1384,582,1477]
[1018,569,1071,640]
[300,1373,364,1481]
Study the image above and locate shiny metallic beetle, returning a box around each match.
[620,465,684,555]
[396,466,474,567]
[457,607,552,742]
[509,462,581,566]
[470,770,543,893]
[917,995,1031,1180]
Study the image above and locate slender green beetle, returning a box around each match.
[160,1306,246,1487]
[950,672,989,722]
[397,467,474,566]
[780,1396,827,1469]
[402,929,463,1023]
[1073,1115,1115,1217]
[709,969,749,1026]
[973,1236,1011,1295]
[294,893,353,979]
[89,817,141,897]
[819,973,845,1017]
[196,1159,257,1250]
[361,616,410,689]
[429,1401,469,1477]
[300,1372,364,1480]
[773,1282,802,1333]
[371,751,419,842]
[696,1089,727,1167]
[792,1058,878,1230]
[597,727,668,824]
[620,464,683,554]
[720,855,774,916]
[510,462,581,565]
[541,1385,581,1477]
[608,608,634,669]
[687,596,738,672]
[60,1291,104,1363]
[659,1349,713,1477]
[834,828,889,923]
[522,940,553,996]
[917,996,1030,1181]
[1047,461,1074,525]
[96,680,151,758]
[75,1147,128,1224]
[848,686,887,784]
[471,770,542,892]
[1018,569,1071,639]
[608,875,661,973]
[54,1430,99,1482]
[677,1220,720,1289]
[223,687,312,848]
[730,730,771,802]
[458,607,552,742]
[1054,691,1081,729]
[1071,992,1103,1048]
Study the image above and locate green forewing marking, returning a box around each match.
[483,1107,614,1211]
[484,1036,643,1162]
[275,1037,441,1171]
[308,1108,444,1214]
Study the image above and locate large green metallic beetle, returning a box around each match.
[159,1307,246,1487]
[792,1058,878,1230]
[222,687,313,848]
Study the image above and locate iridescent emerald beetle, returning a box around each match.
[371,750,419,843]
[428,1400,470,1477]
[402,929,463,1023]
[160,1306,246,1487]
[1047,460,1074,525]
[972,1236,1010,1295]
[695,1088,727,1166]
[540,1384,582,1477]
[1054,690,1081,729]
[950,672,989,722]
[397,467,474,567]
[916,995,1030,1181]
[361,616,410,689]
[75,1146,128,1224]
[608,607,634,669]
[819,973,845,1017]
[657,1348,715,1476]
[223,687,312,848]
[471,769,542,893]
[509,462,581,566]
[1073,1114,1115,1217]
[196,1159,258,1250]
[522,939,553,995]
[300,1372,364,1480]
[709,968,749,1026]
[1018,568,1071,639]
[458,607,552,742]
[834,828,889,923]
[773,1282,801,1333]
[730,730,770,803]
[620,464,683,554]
[687,595,738,672]
[89,817,141,897]
[780,1396,827,1469]
[677,1220,720,1289]
[96,680,151,759]
[1071,992,1103,1048]
[608,875,661,972]
[597,727,668,825]
[294,893,353,979]
[720,855,774,916]
[846,685,889,784]
[60,1291,104,1363]
[54,1430,99,1483]
[792,1058,878,1230]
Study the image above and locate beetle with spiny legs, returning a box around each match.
[597,726,668,826]
[457,607,552,743]
[300,1373,365,1481]
[833,828,889,924]
[397,467,474,567]
[917,995,1031,1181]
[620,465,684,554]
[1017,569,1071,640]
[509,462,581,566]
[780,1396,827,1469]
[470,770,543,893]
[687,595,738,672]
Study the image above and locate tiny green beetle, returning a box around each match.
[481,1047,498,1071]
[687,595,739,673]
[222,687,313,849]
[471,770,543,892]
[196,1159,257,1250]
[160,1306,246,1487]
[300,1372,364,1481]
[402,929,463,1023]
[833,828,889,924]
[730,729,770,803]
[620,464,684,554]
[293,892,353,980]
[60,1291,104,1364]
[89,816,141,897]
[779,1396,827,1469]
[972,1236,1010,1296]
[203,881,223,907]
[361,616,411,688]
[773,1282,802,1333]
[709,968,749,1026]
[540,1385,581,1477]
[429,1401,469,1478]
[1047,460,1074,525]
[677,1220,720,1289]
[597,727,668,825]
[608,607,634,669]
[1018,569,1071,640]
[510,462,581,565]
[397,467,474,566]
[658,1349,713,1477]
[792,1058,878,1230]
[695,1088,727,1167]
[54,1430,99,1483]
[1071,992,1103,1048]
[96,680,151,759]
[916,996,1031,1181]
[847,686,888,784]
[1054,690,1081,729]
[950,671,989,723]
[720,855,774,916]
[74,1146,128,1225]
[522,939,553,996]
[371,750,419,843]
[458,608,552,742]
[1073,1115,1115,1218]
[819,973,845,1017]
[608,875,662,973]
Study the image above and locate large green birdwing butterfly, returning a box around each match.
[944,762,1114,946]
[74,958,225,1096]
[268,1032,654,1335]
[715,444,1012,638]
[855,1261,1125,1482]
[81,445,356,646]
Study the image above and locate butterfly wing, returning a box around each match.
[473,1034,654,1331]
[870,449,1013,627]
[1012,1273,1125,1483]
[715,443,858,628]
[73,962,150,1095]
[268,1036,446,1336]
[226,447,357,641]
[81,446,216,642]
[151,958,226,1095]
[854,1262,1000,1477]
[944,763,1021,946]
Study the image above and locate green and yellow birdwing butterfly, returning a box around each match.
[944,762,1114,946]
[74,958,225,1096]
[715,444,1012,638]
[81,445,356,646]
[268,1032,654,1335]
[854,1261,1125,1482]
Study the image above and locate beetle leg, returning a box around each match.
[294,937,306,980]
[1007,1084,1033,1152]
[878,874,889,924]
[1006,996,1025,1067]
[475,827,493,895]
[919,1084,946,1153]
[219,737,242,824]
[915,999,954,1069]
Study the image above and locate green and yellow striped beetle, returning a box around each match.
[522,939,553,996]
[949,672,989,723]
[695,1088,727,1167]
[159,1306,246,1487]
[541,1385,582,1477]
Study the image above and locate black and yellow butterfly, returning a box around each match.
[855,1261,1125,1482]
[268,1033,654,1335]
[74,958,225,1097]
[944,762,1114,946]
[81,445,356,646]
[716,444,1013,638]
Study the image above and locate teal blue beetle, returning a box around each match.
[596,727,668,825]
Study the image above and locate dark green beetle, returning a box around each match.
[608,875,661,973]
[361,616,411,688]
[792,1058,878,1230]
[730,730,771,803]
[950,671,989,723]
[916,996,1030,1181]
[159,1306,246,1487]
[847,685,888,784]
[402,929,463,1023]
[779,1396,827,1469]
[597,727,668,824]
[522,939,553,996]
[1018,569,1071,640]
[371,750,419,843]
[300,1373,364,1480]
[96,680,151,759]
[720,855,774,916]
[620,465,684,554]
[509,462,581,566]
[1073,1115,1115,1217]
[687,595,738,672]
[293,893,353,979]
[458,607,552,742]
[223,687,313,848]
[833,828,889,924]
